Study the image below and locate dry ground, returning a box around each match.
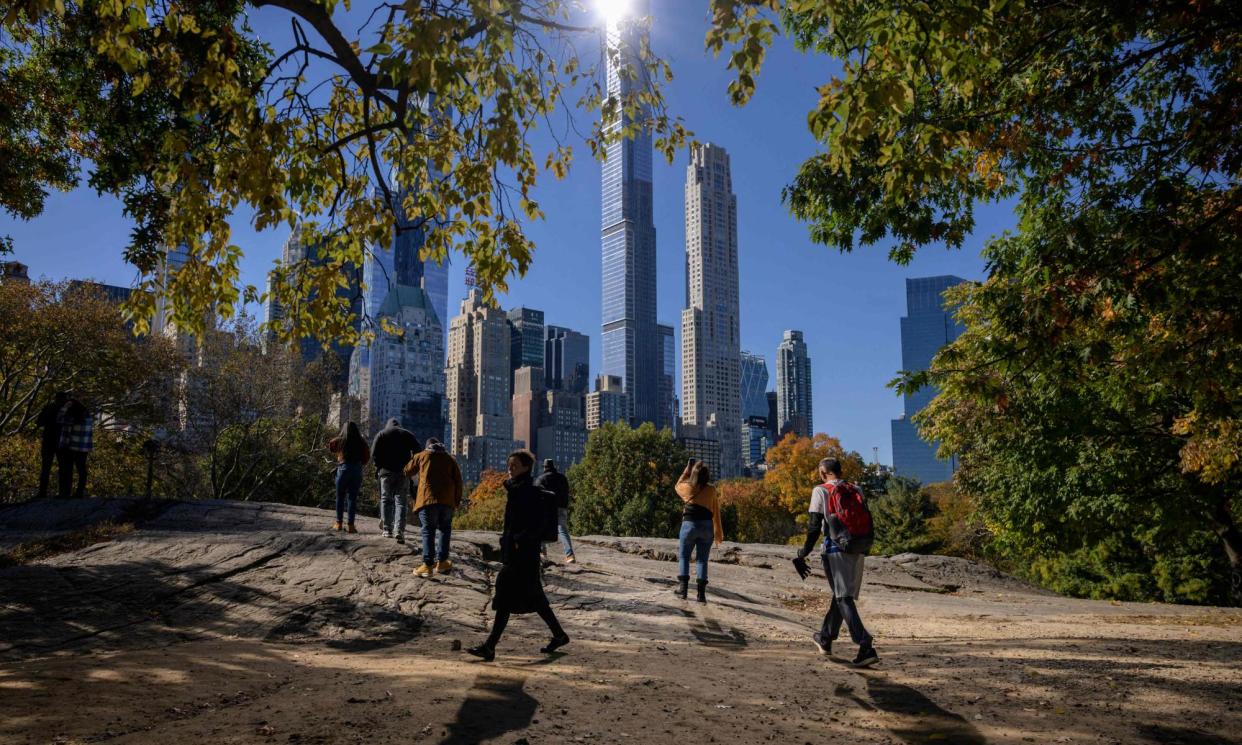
[1,498,1239,745]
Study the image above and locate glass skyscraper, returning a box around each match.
[545,325,590,394]
[890,275,967,484]
[740,352,770,420]
[601,0,659,426]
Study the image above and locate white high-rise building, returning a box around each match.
[680,143,742,478]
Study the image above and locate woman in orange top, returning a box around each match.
[673,459,723,602]
[327,421,370,533]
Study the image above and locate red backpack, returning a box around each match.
[825,481,875,555]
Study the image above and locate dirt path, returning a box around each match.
[1,499,1239,745]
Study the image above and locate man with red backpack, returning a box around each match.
[791,457,879,668]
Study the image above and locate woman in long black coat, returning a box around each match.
[466,450,570,661]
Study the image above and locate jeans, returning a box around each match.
[820,553,873,647]
[334,463,363,525]
[418,503,453,565]
[677,519,714,580]
[377,470,408,537]
[56,449,88,498]
[557,508,574,557]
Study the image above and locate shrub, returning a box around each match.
[456,470,507,531]
[870,477,938,555]
[717,478,796,544]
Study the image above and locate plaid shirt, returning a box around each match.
[59,416,95,453]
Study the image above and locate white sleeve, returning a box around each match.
[808,486,826,516]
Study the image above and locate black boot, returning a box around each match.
[674,575,689,599]
[695,579,708,603]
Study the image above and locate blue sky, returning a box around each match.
[0,1,1012,465]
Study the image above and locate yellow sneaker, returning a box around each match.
[436,560,453,574]
[332,521,342,532]
[414,563,434,578]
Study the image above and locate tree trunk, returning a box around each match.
[1211,498,1242,605]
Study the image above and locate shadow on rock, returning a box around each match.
[265,597,421,651]
[439,672,536,745]
[1139,725,1239,745]
[861,675,988,745]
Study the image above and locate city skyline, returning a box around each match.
[1,1,1000,465]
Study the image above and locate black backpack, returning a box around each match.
[538,486,559,543]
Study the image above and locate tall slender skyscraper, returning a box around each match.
[681,143,742,477]
[891,276,967,484]
[601,0,658,427]
[776,330,813,438]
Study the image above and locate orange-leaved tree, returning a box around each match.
[717,478,796,545]
[456,470,507,532]
[763,433,865,534]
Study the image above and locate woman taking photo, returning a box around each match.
[467,450,570,661]
[327,421,370,533]
[674,459,723,602]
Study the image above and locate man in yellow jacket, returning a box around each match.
[404,438,464,577]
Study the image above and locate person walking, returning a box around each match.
[405,438,463,577]
[792,457,879,668]
[534,459,576,564]
[370,418,421,543]
[36,391,69,499]
[673,459,723,602]
[467,450,569,661]
[56,398,93,499]
[327,421,370,533]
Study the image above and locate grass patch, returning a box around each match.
[0,521,135,568]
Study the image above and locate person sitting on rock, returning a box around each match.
[674,458,723,602]
[466,450,569,662]
[405,438,463,577]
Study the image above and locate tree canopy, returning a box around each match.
[1,0,687,339]
[711,0,1242,601]
[568,422,687,538]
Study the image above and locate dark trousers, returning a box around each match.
[38,441,58,499]
[56,449,88,499]
[820,554,872,648]
[484,605,565,650]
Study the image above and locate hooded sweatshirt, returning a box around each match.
[406,441,464,512]
[675,476,724,545]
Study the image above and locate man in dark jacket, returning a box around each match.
[370,418,421,542]
[534,459,575,563]
[36,391,68,499]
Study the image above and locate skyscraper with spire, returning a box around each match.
[600,0,659,427]
[681,143,742,477]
